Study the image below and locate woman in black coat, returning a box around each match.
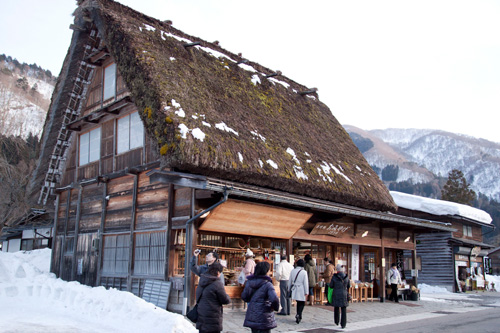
[195,262,231,333]
[329,264,350,329]
[241,261,280,333]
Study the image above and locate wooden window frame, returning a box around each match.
[116,111,145,155]
[78,127,101,166]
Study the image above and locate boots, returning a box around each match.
[309,295,315,306]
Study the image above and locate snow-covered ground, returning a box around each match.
[2,249,500,332]
[0,249,196,333]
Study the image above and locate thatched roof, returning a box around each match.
[31,0,396,212]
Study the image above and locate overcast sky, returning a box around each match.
[1,0,499,143]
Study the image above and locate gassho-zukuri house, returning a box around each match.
[391,191,494,293]
[27,0,454,313]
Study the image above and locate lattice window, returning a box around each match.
[134,232,166,276]
[102,235,129,275]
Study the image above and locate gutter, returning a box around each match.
[182,189,228,315]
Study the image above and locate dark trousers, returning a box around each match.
[324,285,329,303]
[389,283,399,302]
[279,280,290,314]
[251,330,271,333]
[296,300,305,318]
[334,306,347,328]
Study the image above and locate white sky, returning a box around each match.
[1,0,500,142]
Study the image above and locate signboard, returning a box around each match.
[471,246,481,257]
[310,222,353,237]
[142,280,172,310]
[484,256,492,275]
[351,245,359,281]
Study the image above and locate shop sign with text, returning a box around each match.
[310,222,353,237]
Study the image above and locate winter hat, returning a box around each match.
[245,248,254,257]
[336,264,343,271]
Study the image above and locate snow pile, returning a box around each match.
[0,249,196,333]
[418,283,451,294]
[391,191,492,224]
[486,274,500,290]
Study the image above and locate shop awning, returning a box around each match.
[199,199,312,239]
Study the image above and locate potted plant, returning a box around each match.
[409,285,420,301]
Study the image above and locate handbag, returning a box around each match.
[186,285,205,323]
[186,304,198,322]
[288,268,303,298]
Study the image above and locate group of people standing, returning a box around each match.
[190,250,351,332]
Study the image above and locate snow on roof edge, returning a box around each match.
[390,191,492,224]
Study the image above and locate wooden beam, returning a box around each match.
[165,183,174,280]
[380,226,386,302]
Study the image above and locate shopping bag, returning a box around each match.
[327,287,334,304]
[186,304,198,323]
[237,270,246,285]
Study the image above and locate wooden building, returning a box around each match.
[391,191,495,292]
[27,0,453,313]
[487,247,500,276]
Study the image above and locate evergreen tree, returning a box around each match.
[441,169,476,205]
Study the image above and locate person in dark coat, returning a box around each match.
[241,261,280,333]
[329,264,350,329]
[195,262,231,333]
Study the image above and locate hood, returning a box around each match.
[199,273,219,288]
[246,275,272,290]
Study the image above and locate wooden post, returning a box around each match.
[165,183,174,280]
[96,181,108,287]
[287,238,293,262]
[60,189,72,278]
[412,233,418,287]
[127,174,139,291]
[51,194,60,274]
[380,226,386,302]
[71,186,83,281]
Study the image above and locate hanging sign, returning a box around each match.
[471,246,481,257]
[310,222,353,237]
[351,245,359,281]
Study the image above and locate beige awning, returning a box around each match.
[199,199,312,239]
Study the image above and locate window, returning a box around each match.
[463,225,473,237]
[134,232,166,276]
[79,127,101,166]
[103,63,116,100]
[102,235,130,275]
[117,112,144,154]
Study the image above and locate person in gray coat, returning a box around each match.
[329,264,350,329]
[195,262,231,333]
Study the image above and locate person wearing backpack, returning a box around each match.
[329,264,350,329]
[241,261,280,333]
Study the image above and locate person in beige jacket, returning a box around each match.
[304,254,318,306]
[323,259,334,305]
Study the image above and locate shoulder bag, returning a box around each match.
[186,286,204,323]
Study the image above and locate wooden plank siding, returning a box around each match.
[415,232,455,290]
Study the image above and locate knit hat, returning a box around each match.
[245,248,254,257]
[336,264,343,271]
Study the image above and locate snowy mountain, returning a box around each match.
[0,55,55,139]
[345,125,500,201]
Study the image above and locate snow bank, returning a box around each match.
[391,191,492,224]
[486,274,500,290]
[0,249,196,333]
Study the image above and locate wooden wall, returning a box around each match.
[415,232,455,291]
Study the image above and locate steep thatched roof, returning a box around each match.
[32,0,396,212]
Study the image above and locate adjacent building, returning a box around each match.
[392,191,495,292]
